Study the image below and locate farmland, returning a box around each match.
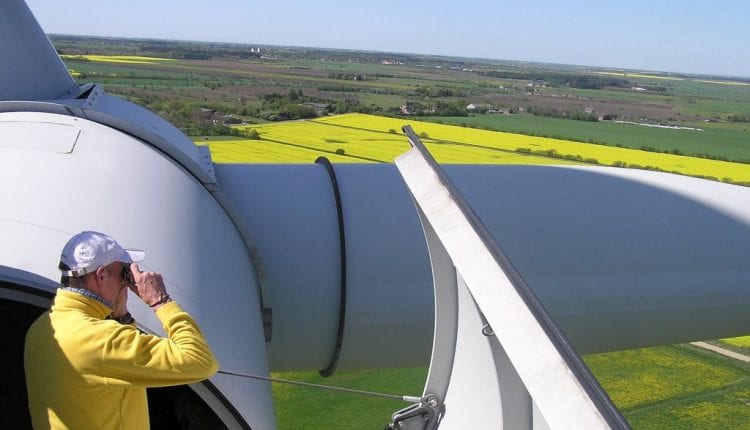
[418,114,750,164]
[45,36,750,429]
[51,34,750,131]
[62,54,176,64]
[202,113,750,185]
[199,113,750,429]
[271,344,750,430]
[205,116,577,165]
[588,345,750,429]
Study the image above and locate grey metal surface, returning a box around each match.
[215,160,750,370]
[445,165,750,353]
[333,164,434,370]
[215,164,342,371]
[0,0,75,100]
[214,163,436,372]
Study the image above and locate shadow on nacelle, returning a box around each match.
[446,165,750,353]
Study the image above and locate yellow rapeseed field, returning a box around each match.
[200,135,356,164]
[204,114,750,184]
[593,71,684,81]
[63,55,175,64]
[208,117,577,166]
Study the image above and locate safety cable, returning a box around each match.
[217,370,421,403]
[1,220,420,404]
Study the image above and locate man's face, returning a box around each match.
[97,261,130,302]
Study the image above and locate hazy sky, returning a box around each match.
[25,0,750,78]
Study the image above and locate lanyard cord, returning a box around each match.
[217,370,422,403]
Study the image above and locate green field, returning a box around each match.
[273,367,427,429]
[419,114,750,163]
[585,345,750,429]
[270,344,750,430]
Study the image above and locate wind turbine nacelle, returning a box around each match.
[6,107,750,429]
[3,0,750,427]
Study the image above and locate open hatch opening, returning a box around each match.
[0,286,229,429]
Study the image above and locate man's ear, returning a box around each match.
[95,265,108,281]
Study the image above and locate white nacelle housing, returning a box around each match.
[0,111,273,430]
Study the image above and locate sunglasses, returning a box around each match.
[121,264,135,285]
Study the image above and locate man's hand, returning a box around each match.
[128,263,172,310]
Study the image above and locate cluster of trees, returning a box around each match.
[478,70,631,89]
[316,85,403,96]
[430,101,468,116]
[327,98,361,114]
[728,114,750,123]
[394,101,468,117]
[327,73,371,81]
[414,86,466,97]
[51,35,262,60]
[115,85,388,126]
[259,89,383,119]
[183,123,249,137]
[139,44,214,60]
[317,85,363,93]
[565,76,630,90]
[525,106,598,122]
[515,147,599,164]
[261,90,317,120]
[107,90,255,136]
[641,84,668,92]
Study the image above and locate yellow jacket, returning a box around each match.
[24,289,220,430]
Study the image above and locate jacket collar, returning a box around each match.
[55,287,113,319]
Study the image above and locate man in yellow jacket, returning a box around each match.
[24,231,220,429]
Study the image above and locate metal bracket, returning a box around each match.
[387,394,443,430]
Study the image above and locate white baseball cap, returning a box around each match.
[60,231,145,277]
